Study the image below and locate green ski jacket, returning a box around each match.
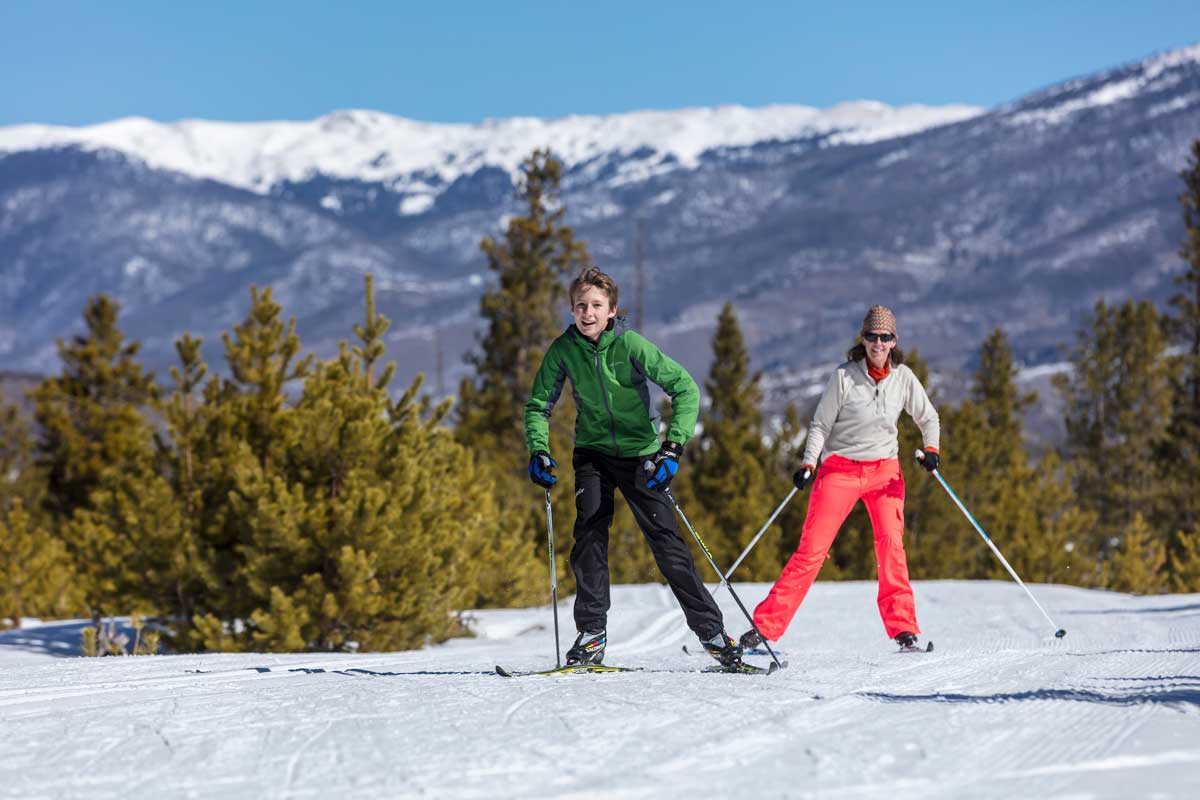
[524,317,699,458]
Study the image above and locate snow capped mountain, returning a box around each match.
[1002,43,1200,127]
[1,43,1199,430]
[0,102,983,203]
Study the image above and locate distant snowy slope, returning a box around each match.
[2,581,1199,798]
[0,102,982,196]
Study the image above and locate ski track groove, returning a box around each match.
[4,583,1200,798]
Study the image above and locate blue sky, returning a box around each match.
[3,1,1198,126]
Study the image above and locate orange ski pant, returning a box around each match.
[752,454,919,640]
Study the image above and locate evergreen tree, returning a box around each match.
[680,302,778,577]
[973,329,1036,457]
[1055,300,1171,556]
[454,149,593,597]
[769,403,818,576]
[0,392,44,512]
[983,452,1098,586]
[221,287,313,470]
[1169,521,1200,593]
[226,276,521,651]
[1104,513,1168,594]
[0,499,80,627]
[32,296,158,614]
[1160,139,1200,571]
[66,337,217,642]
[33,295,158,521]
[456,149,592,454]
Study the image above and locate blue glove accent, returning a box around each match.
[528,451,557,488]
[647,457,678,490]
[643,441,684,491]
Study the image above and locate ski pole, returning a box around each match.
[663,488,787,670]
[916,451,1066,639]
[545,489,562,667]
[712,485,800,596]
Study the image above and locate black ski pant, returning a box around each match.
[570,448,724,640]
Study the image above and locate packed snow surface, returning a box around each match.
[2,581,1199,799]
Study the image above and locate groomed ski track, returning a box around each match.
[2,580,1199,799]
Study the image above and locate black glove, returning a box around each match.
[917,449,940,473]
[528,451,557,488]
[643,441,683,491]
[792,464,815,490]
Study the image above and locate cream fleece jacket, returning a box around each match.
[801,359,940,466]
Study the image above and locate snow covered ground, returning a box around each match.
[2,580,1198,799]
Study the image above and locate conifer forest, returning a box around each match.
[3,142,1200,655]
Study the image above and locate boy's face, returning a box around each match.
[571,285,616,341]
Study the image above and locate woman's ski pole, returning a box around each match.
[712,486,800,596]
[663,488,787,669]
[916,451,1066,638]
[545,489,562,667]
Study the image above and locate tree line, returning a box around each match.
[2,143,1199,653]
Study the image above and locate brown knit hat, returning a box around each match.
[861,304,898,337]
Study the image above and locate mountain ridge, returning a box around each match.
[1,43,1198,438]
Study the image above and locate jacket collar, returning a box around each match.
[569,316,629,351]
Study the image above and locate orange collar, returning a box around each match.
[867,360,891,383]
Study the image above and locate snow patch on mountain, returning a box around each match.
[1006,42,1200,127]
[0,103,983,197]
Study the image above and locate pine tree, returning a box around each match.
[227,276,521,651]
[1169,521,1200,593]
[973,329,1036,458]
[1104,513,1167,594]
[33,295,158,521]
[454,149,594,597]
[456,149,592,454]
[1055,300,1171,556]
[769,403,817,576]
[915,330,1041,580]
[984,452,1098,586]
[0,392,44,512]
[32,296,158,615]
[221,287,313,470]
[680,302,778,577]
[64,337,217,637]
[1160,139,1200,574]
[0,499,80,627]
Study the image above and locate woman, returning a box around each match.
[741,305,940,652]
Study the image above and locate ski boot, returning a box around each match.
[895,631,921,652]
[700,631,744,669]
[565,630,606,666]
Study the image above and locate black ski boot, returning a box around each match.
[565,630,606,665]
[738,629,764,652]
[700,631,744,669]
[895,631,920,652]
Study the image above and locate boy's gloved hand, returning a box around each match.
[528,451,557,488]
[643,441,683,491]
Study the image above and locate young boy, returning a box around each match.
[524,266,743,668]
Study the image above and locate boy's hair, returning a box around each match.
[569,267,619,309]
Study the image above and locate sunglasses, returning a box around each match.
[863,332,895,343]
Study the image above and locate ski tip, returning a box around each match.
[926,641,934,652]
[495,665,510,677]
[767,661,785,675]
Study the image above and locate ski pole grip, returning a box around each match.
[914,449,924,462]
